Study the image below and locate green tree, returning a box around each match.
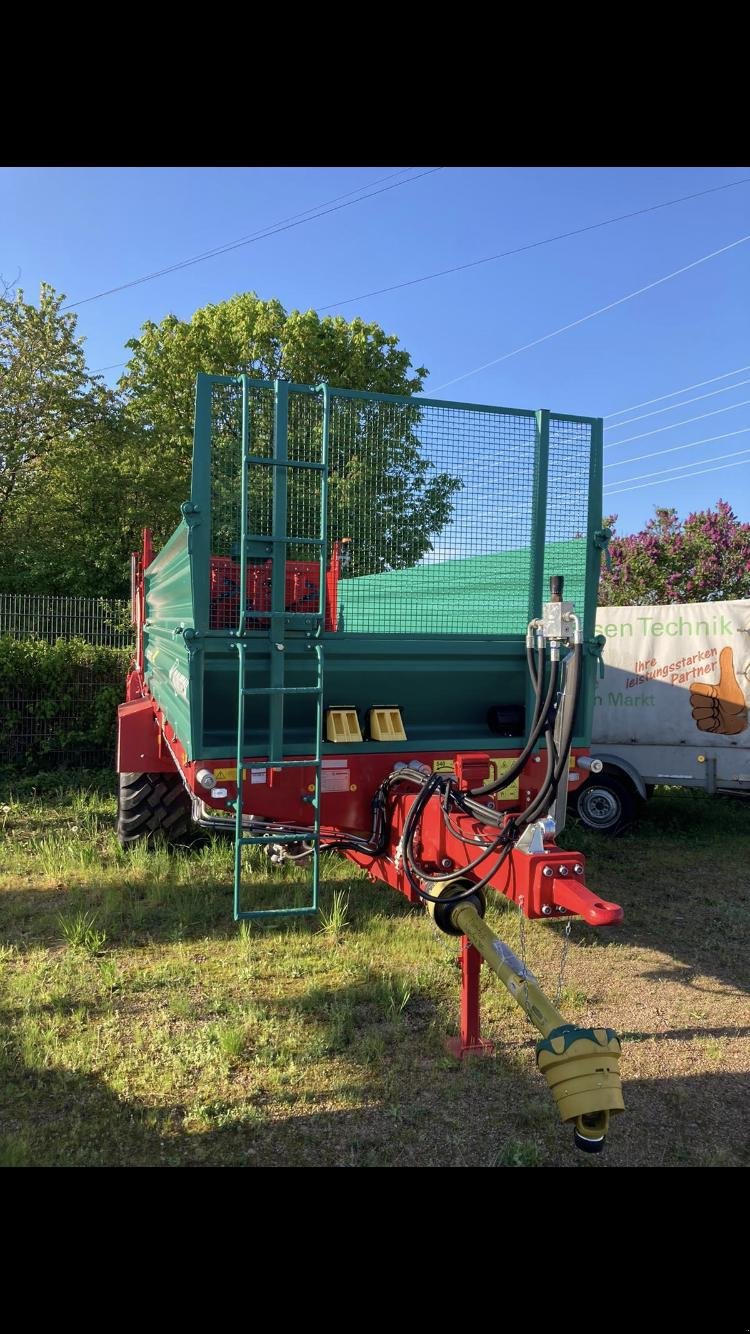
[0,282,163,597]
[120,293,461,572]
[599,501,750,605]
[0,283,91,535]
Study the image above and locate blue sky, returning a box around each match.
[3,164,749,537]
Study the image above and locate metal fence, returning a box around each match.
[0,595,132,769]
[0,594,132,646]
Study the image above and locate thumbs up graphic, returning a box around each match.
[690,646,748,736]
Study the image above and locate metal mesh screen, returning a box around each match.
[0,597,131,767]
[0,677,125,767]
[206,384,597,637]
[542,417,592,618]
[329,397,537,635]
[0,594,132,646]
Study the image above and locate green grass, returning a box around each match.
[318,889,350,945]
[58,909,107,954]
[0,771,748,1167]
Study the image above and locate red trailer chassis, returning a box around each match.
[119,679,623,1055]
[122,531,623,1056]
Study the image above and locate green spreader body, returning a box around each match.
[138,375,605,774]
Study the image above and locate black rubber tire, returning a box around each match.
[572,773,637,836]
[117,771,195,850]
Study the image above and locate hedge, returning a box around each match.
[0,636,131,770]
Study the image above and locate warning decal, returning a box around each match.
[491,758,519,800]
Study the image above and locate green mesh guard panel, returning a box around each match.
[201,380,598,637]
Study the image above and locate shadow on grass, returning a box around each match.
[1,985,747,1166]
[0,837,416,955]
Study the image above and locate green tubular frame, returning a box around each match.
[164,374,605,920]
[232,377,330,921]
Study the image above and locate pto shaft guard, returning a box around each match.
[536,1024,624,1151]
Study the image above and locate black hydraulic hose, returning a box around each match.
[401,771,441,861]
[469,655,560,798]
[518,726,557,826]
[550,641,582,787]
[525,638,545,737]
[440,789,497,845]
[323,768,426,856]
[517,641,583,828]
[264,768,422,859]
[527,638,545,702]
[404,811,507,884]
[526,642,539,699]
[405,838,513,905]
[527,642,538,690]
[395,772,500,905]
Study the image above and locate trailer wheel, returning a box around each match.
[572,774,636,836]
[116,771,195,849]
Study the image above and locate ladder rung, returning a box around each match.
[244,534,326,546]
[242,686,321,696]
[238,833,317,846]
[236,907,318,920]
[241,610,323,621]
[246,456,325,471]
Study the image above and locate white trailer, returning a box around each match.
[573,599,750,833]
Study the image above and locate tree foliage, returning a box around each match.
[120,293,461,573]
[0,283,139,596]
[2,286,460,595]
[599,501,750,605]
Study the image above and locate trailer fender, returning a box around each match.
[117,699,176,774]
[588,752,647,800]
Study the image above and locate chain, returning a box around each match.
[554,916,573,1007]
[517,896,530,1010]
[519,897,573,1011]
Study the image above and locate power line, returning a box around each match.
[65,168,442,310]
[604,363,750,419]
[604,397,750,447]
[433,231,750,393]
[604,377,750,431]
[604,426,750,470]
[318,175,750,313]
[602,456,749,496]
[87,176,750,378]
[604,446,750,490]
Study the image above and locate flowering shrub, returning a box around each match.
[599,500,750,605]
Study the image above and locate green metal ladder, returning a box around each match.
[232,378,330,921]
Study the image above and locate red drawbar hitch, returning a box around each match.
[343,786,623,1057]
[343,791,623,927]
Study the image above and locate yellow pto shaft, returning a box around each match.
[447,896,624,1151]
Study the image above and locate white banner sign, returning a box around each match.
[593,600,750,746]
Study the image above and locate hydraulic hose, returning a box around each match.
[405,834,513,905]
[526,637,545,714]
[517,641,583,828]
[550,641,582,788]
[469,654,560,799]
[517,726,557,826]
[397,771,511,905]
